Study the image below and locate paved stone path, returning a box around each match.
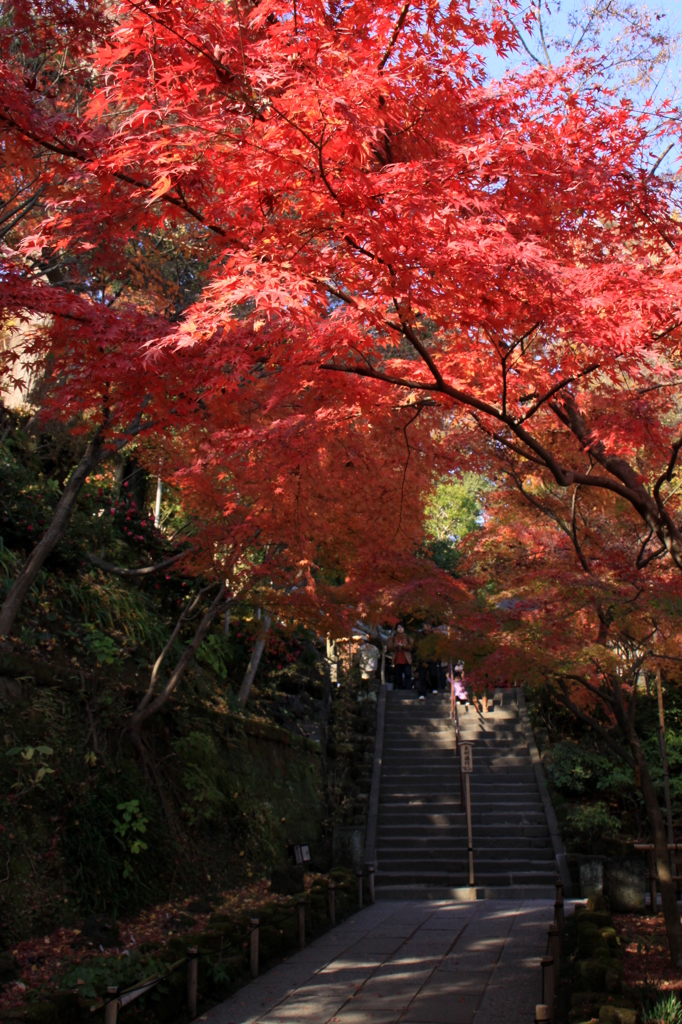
[199,899,557,1024]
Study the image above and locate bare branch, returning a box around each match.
[519,363,599,424]
[87,546,196,577]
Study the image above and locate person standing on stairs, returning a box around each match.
[387,624,413,690]
[450,660,469,704]
[416,623,440,699]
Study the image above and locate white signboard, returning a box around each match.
[461,743,473,774]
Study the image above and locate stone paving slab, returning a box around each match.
[198,899,557,1024]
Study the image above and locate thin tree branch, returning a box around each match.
[378,3,410,70]
[555,680,634,767]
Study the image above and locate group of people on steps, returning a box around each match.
[386,622,490,711]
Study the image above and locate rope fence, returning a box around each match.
[98,876,370,1022]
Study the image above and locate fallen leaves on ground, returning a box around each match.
[614,913,682,992]
[0,876,313,1014]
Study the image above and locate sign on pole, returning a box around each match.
[461,743,473,773]
[460,742,475,887]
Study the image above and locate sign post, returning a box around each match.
[461,742,474,888]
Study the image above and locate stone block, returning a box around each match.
[332,826,365,872]
[604,859,646,913]
[579,858,604,898]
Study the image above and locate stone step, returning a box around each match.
[374,869,559,886]
[377,851,555,862]
[376,856,557,872]
[383,759,533,772]
[379,782,537,796]
[377,822,550,836]
[374,884,557,900]
[375,688,557,893]
[378,836,553,850]
[378,813,549,827]
[376,790,540,806]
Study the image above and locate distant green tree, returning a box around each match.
[424,474,490,573]
[425,473,490,542]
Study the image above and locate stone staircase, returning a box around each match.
[374,687,561,899]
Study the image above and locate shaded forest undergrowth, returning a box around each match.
[0,420,378,1021]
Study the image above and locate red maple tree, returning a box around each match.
[3,0,682,959]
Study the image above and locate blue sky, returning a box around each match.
[482,0,682,107]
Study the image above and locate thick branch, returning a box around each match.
[87,547,196,577]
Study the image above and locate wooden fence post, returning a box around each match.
[368,865,375,904]
[541,956,554,1023]
[548,924,560,989]
[187,947,198,1018]
[104,986,119,1024]
[298,899,306,949]
[328,881,336,926]
[649,848,657,913]
[554,881,564,937]
[250,919,259,979]
[356,870,363,909]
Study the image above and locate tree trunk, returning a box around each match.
[633,740,682,964]
[129,583,229,733]
[560,675,682,965]
[0,432,105,637]
[238,611,272,706]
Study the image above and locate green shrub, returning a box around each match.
[173,731,230,825]
[59,770,167,913]
[58,949,171,1000]
[576,922,608,958]
[562,801,622,853]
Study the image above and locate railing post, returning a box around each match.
[368,865,375,904]
[554,897,564,935]
[649,848,658,913]
[328,881,336,925]
[465,772,474,886]
[104,987,119,1024]
[250,919,259,978]
[298,898,306,949]
[548,924,560,988]
[541,956,554,1023]
[187,947,198,1018]
[356,870,363,909]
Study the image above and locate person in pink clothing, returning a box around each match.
[450,660,468,703]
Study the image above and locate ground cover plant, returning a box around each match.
[0,870,363,1022]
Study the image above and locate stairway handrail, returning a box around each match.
[451,665,465,813]
[364,682,387,871]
